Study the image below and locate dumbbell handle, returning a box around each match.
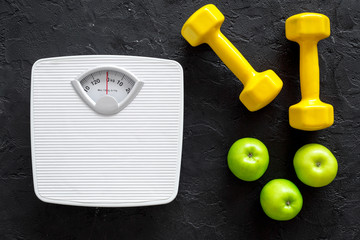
[300,40,320,100]
[208,31,257,85]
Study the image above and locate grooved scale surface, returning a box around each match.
[31,55,183,207]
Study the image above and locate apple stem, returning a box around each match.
[286,201,291,206]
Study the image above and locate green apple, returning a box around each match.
[260,179,303,221]
[227,138,269,181]
[294,143,338,187]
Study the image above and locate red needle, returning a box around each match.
[106,71,108,94]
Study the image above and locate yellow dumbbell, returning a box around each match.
[286,13,334,131]
[181,4,283,112]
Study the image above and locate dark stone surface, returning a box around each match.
[0,0,360,239]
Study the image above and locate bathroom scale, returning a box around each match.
[31,55,183,207]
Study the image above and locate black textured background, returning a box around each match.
[1,0,360,239]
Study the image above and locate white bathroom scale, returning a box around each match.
[31,55,183,207]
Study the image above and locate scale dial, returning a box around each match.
[72,66,143,115]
